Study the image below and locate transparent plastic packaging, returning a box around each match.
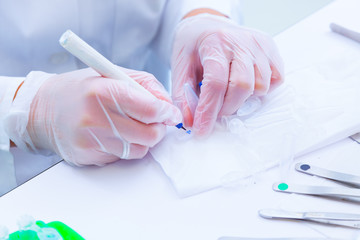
[151,63,360,197]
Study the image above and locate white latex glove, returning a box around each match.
[171,14,284,136]
[18,68,182,166]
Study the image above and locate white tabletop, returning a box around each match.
[1,0,360,239]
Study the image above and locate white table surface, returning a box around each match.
[1,0,360,239]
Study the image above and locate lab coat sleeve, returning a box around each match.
[180,0,242,23]
[3,71,55,153]
[152,0,242,71]
[0,76,24,151]
[0,77,24,193]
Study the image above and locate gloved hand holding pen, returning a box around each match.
[171,12,285,136]
[7,67,182,166]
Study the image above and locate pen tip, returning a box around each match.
[175,123,191,134]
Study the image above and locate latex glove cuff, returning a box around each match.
[4,71,55,154]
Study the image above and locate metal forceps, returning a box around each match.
[259,209,360,229]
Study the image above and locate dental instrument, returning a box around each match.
[219,238,344,240]
[330,23,360,44]
[295,163,360,187]
[259,209,360,229]
[273,182,360,200]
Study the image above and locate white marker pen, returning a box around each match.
[59,30,189,133]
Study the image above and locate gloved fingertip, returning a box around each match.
[182,106,194,127]
[193,125,212,137]
[193,119,213,137]
[164,107,183,126]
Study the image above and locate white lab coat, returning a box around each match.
[0,0,240,85]
[0,0,241,194]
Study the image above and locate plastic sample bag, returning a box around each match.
[151,62,360,197]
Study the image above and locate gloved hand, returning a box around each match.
[25,68,182,165]
[171,14,284,136]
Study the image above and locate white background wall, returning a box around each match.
[240,0,334,35]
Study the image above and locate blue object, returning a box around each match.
[175,123,191,134]
[198,81,203,88]
[300,164,310,171]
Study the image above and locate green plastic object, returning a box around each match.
[9,230,39,240]
[36,221,84,240]
[5,219,84,240]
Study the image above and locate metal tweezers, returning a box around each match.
[258,209,360,229]
[272,163,360,201]
[220,237,346,240]
[295,162,360,188]
[264,163,360,229]
[330,23,360,44]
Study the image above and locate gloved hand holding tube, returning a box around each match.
[171,13,285,136]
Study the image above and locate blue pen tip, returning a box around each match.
[175,123,189,132]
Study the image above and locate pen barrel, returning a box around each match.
[59,30,149,94]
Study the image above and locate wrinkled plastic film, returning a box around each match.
[278,134,297,181]
[236,96,262,117]
[151,63,360,197]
